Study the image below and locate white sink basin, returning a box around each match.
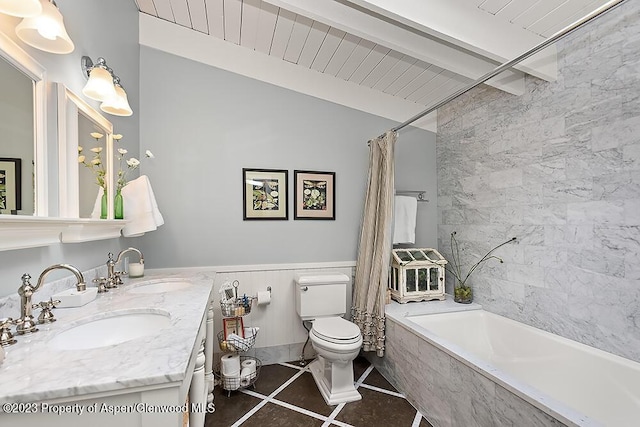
[128,281,193,294]
[49,311,171,350]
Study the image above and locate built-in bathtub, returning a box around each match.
[370,301,640,427]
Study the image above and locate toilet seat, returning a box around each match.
[311,317,361,345]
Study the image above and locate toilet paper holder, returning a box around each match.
[256,286,271,305]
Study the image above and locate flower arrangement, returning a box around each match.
[78,132,107,190]
[445,231,517,303]
[114,134,154,191]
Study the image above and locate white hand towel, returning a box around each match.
[393,195,417,244]
[121,175,165,237]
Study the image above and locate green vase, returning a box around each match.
[100,191,108,219]
[114,189,124,220]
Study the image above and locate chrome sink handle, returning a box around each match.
[0,318,19,346]
[33,298,61,324]
[93,277,109,293]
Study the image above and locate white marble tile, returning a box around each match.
[436,0,640,365]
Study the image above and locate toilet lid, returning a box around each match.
[312,317,361,341]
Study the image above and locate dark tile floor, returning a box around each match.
[206,356,433,427]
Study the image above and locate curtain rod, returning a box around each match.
[374,0,628,140]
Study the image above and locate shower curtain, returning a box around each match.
[351,131,396,357]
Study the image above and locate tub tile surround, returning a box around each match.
[373,304,573,427]
[436,0,640,363]
[0,269,215,404]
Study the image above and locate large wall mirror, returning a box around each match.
[0,30,46,216]
[58,83,114,219]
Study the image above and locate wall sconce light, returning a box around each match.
[14,0,74,54]
[82,56,133,117]
[0,0,42,17]
[100,77,133,117]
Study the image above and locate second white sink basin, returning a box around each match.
[49,310,171,350]
[128,281,193,294]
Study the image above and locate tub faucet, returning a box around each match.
[17,264,86,335]
[107,247,144,287]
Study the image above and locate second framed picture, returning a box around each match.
[243,168,288,220]
[294,170,335,220]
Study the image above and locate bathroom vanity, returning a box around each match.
[0,271,215,427]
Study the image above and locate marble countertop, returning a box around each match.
[0,269,215,404]
[385,294,482,321]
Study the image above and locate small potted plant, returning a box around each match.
[446,231,516,304]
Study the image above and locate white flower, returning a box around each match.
[78,146,83,152]
[112,134,123,141]
[304,189,311,195]
[90,147,103,153]
[270,191,278,197]
[145,150,155,158]
[311,189,320,198]
[91,158,101,165]
[118,148,128,155]
[78,155,86,163]
[90,132,104,139]
[126,158,140,168]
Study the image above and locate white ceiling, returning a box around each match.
[134,0,609,131]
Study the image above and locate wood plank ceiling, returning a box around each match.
[135,0,609,119]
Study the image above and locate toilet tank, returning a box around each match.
[295,273,350,320]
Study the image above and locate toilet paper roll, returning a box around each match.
[241,359,257,376]
[257,291,271,305]
[220,354,241,376]
[239,367,253,387]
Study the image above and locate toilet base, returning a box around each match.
[309,356,362,405]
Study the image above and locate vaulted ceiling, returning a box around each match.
[134,0,609,131]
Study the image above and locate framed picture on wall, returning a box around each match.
[294,170,335,220]
[0,158,22,214]
[242,168,288,220]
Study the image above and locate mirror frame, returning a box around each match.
[0,28,46,216]
[0,32,125,250]
[57,83,114,219]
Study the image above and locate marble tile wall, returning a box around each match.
[436,1,640,362]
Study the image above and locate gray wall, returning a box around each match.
[437,1,640,362]
[138,46,437,267]
[0,0,139,298]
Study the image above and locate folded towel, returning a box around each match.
[121,175,164,237]
[393,195,417,244]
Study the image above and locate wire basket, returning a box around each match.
[214,356,261,393]
[217,329,258,352]
[220,296,255,317]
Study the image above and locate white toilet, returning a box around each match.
[295,273,363,405]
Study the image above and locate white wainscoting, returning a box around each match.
[213,261,356,365]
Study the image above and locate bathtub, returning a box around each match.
[372,304,640,427]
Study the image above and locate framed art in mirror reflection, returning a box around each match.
[0,158,22,214]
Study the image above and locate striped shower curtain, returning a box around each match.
[351,131,396,357]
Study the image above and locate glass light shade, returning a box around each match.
[0,0,42,17]
[82,67,117,102]
[100,85,133,117]
[15,0,74,54]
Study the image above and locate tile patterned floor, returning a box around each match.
[206,356,433,427]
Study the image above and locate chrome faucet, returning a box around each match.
[107,247,144,287]
[17,264,86,335]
